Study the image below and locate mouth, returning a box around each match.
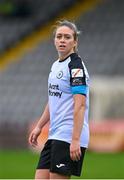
[59,45,66,48]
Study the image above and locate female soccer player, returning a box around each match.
[29,20,90,179]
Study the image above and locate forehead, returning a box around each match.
[55,26,74,35]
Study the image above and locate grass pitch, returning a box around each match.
[0,150,124,179]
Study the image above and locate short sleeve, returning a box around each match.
[68,56,89,96]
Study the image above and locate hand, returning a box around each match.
[70,140,81,161]
[28,126,41,148]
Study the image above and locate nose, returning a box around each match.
[60,36,65,42]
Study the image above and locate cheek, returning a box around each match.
[68,41,75,48]
[54,39,58,47]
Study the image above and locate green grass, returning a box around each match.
[72,151,124,179]
[0,150,124,179]
[0,150,39,179]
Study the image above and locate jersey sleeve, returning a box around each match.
[68,57,89,96]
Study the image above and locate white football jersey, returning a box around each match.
[48,53,90,147]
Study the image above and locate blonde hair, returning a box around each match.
[53,20,81,52]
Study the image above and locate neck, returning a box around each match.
[59,51,75,61]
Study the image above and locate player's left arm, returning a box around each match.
[68,56,89,161]
[70,94,86,161]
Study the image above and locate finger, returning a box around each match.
[29,134,37,147]
[32,139,38,145]
[74,152,80,161]
[31,142,38,148]
[70,150,81,161]
[32,134,37,142]
[76,152,81,161]
[70,152,75,161]
[77,148,81,160]
[28,134,33,145]
[70,151,78,161]
[30,138,38,147]
[73,147,81,159]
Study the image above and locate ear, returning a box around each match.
[74,40,78,49]
[54,38,56,46]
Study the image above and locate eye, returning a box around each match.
[65,35,71,39]
[66,36,71,39]
[56,35,62,39]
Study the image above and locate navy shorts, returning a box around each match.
[36,139,86,176]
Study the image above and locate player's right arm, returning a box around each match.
[28,103,50,147]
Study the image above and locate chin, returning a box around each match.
[58,51,66,55]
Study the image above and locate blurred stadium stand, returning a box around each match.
[0,0,76,52]
[77,0,124,76]
[76,0,124,121]
[0,0,124,150]
[0,0,78,149]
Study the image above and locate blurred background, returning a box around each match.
[0,0,124,179]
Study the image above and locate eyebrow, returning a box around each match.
[56,33,72,36]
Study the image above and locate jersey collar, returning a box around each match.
[58,53,78,63]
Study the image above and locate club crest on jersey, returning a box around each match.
[56,71,63,79]
[71,69,83,78]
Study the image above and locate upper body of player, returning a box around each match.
[48,52,89,149]
[29,20,90,162]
